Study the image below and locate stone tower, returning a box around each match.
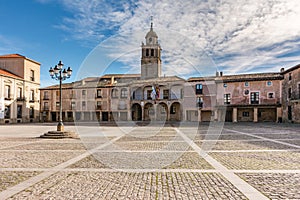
[141,21,162,79]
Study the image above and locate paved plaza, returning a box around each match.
[0,122,299,199]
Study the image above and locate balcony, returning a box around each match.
[95,105,102,110]
[43,96,50,100]
[43,106,49,111]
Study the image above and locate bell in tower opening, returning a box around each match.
[141,19,162,80]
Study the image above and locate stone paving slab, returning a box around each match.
[69,152,213,170]
[197,140,297,151]
[0,171,40,192]
[4,143,87,151]
[278,139,300,146]
[107,141,191,151]
[0,152,83,168]
[8,172,247,200]
[210,151,300,170]
[237,173,300,199]
[253,133,300,140]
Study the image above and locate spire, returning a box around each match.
[150,16,153,30]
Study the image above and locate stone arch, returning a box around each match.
[157,102,168,121]
[170,102,181,121]
[144,103,154,121]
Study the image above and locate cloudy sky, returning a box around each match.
[1,0,300,86]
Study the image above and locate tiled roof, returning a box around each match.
[215,72,283,82]
[0,53,40,65]
[281,64,300,74]
[101,74,140,79]
[0,69,22,79]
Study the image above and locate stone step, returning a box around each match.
[40,131,79,139]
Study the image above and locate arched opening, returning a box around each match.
[170,102,181,121]
[157,102,168,121]
[144,103,154,121]
[131,103,142,121]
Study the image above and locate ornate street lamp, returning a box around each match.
[49,60,72,132]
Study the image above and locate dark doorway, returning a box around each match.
[288,106,292,121]
[132,103,142,121]
[51,112,56,122]
[102,112,108,121]
[225,110,232,122]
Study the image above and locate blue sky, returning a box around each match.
[1,0,300,87]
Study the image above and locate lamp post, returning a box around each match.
[49,61,72,132]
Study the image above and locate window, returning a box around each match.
[242,112,249,117]
[82,90,86,96]
[30,90,35,102]
[195,84,203,94]
[223,83,227,88]
[82,101,86,110]
[147,90,152,100]
[111,89,118,98]
[30,70,35,81]
[71,102,76,110]
[43,102,49,110]
[163,90,169,99]
[17,105,22,118]
[250,92,259,104]
[5,105,10,119]
[43,91,49,100]
[4,85,11,100]
[29,107,34,118]
[245,82,249,87]
[146,49,149,56]
[298,84,300,99]
[71,90,75,99]
[121,88,128,98]
[268,92,274,99]
[288,73,292,81]
[97,89,102,98]
[224,94,231,105]
[197,97,203,108]
[267,81,272,86]
[56,90,59,96]
[170,105,176,114]
[17,87,22,99]
[96,101,101,110]
[151,49,154,56]
[56,102,60,109]
[288,88,292,99]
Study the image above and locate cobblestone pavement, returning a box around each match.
[0,123,299,199]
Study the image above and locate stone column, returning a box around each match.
[253,107,258,122]
[127,110,131,121]
[233,108,238,122]
[198,110,202,122]
[141,102,145,121]
[214,110,218,121]
[276,107,282,122]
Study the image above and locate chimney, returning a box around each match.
[111,76,114,84]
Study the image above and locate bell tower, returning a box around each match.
[141,19,162,79]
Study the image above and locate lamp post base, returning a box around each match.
[57,121,64,132]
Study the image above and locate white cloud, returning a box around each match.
[52,0,300,76]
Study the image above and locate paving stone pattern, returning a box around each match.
[0,123,299,199]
